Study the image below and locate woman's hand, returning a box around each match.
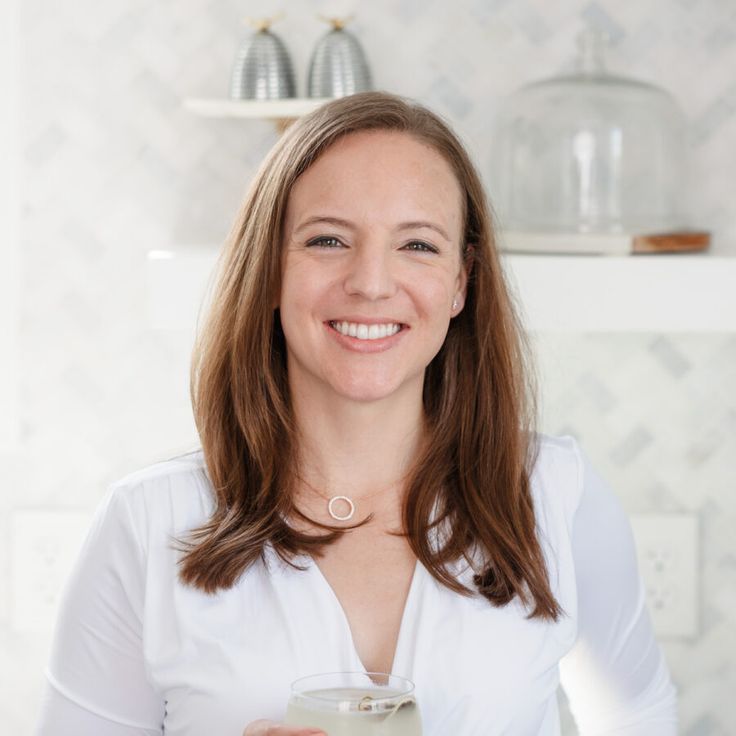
[242,719,326,735]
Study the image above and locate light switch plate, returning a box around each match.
[629,513,698,638]
[10,508,93,633]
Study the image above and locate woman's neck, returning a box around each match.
[290,389,426,503]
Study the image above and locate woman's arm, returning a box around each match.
[559,443,678,735]
[36,683,162,736]
[34,486,165,735]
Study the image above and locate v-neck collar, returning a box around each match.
[304,554,424,676]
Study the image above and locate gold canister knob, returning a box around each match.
[317,13,355,31]
[243,12,285,32]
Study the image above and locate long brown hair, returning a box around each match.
[179,91,562,621]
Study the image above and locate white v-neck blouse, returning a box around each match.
[35,434,677,735]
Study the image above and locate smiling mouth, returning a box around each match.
[327,321,407,341]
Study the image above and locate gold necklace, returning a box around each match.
[295,472,410,521]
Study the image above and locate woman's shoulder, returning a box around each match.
[529,432,587,529]
[109,447,210,495]
[532,431,583,476]
[103,447,214,542]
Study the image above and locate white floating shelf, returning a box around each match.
[500,253,736,332]
[183,97,335,119]
[147,248,736,333]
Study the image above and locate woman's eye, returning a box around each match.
[307,236,343,248]
[305,237,437,253]
[403,241,438,254]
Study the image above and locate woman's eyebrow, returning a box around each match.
[293,215,451,242]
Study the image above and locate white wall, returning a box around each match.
[0,0,21,450]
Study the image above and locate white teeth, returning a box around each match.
[331,321,402,340]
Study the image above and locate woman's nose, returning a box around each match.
[343,243,398,300]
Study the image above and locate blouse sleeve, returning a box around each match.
[559,442,678,735]
[34,484,165,735]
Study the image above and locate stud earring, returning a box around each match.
[452,298,459,311]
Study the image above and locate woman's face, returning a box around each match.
[278,129,469,406]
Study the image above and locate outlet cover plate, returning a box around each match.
[629,513,698,639]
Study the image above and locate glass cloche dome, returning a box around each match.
[489,28,689,236]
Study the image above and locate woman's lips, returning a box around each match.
[324,321,408,353]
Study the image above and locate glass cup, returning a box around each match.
[284,671,422,735]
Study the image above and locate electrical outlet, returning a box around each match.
[10,508,93,633]
[629,513,698,638]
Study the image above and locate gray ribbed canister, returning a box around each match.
[230,18,296,100]
[307,17,372,98]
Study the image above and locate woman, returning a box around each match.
[36,91,677,735]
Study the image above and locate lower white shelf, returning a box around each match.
[146,248,736,332]
[501,253,736,332]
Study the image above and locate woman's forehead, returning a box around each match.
[285,130,463,235]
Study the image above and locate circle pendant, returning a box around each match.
[328,495,355,521]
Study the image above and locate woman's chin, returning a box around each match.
[327,375,415,405]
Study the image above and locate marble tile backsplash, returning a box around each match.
[4,0,735,733]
